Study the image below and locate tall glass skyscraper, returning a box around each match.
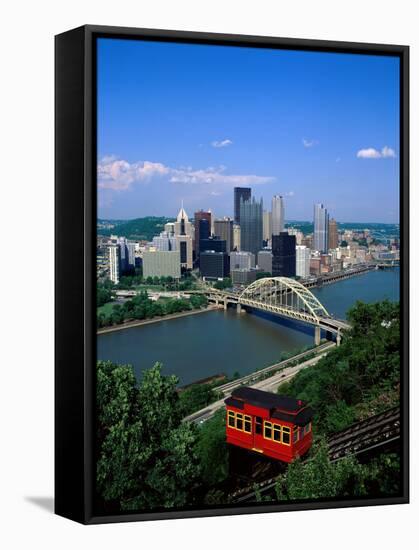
[272,232,296,277]
[314,203,329,253]
[240,196,263,255]
[272,195,285,235]
[234,187,251,224]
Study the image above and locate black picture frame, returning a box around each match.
[55,24,409,524]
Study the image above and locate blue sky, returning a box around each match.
[97,38,400,223]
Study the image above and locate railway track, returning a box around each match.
[231,406,401,503]
[216,342,334,395]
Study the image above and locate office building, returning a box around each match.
[230,251,255,270]
[164,222,175,235]
[175,234,193,270]
[194,210,211,256]
[272,195,285,235]
[231,268,259,286]
[314,203,329,253]
[296,245,310,279]
[263,210,272,243]
[310,257,321,276]
[200,236,227,253]
[108,244,120,284]
[142,250,181,279]
[240,196,263,256]
[272,232,296,277]
[174,204,193,237]
[152,232,178,252]
[214,218,234,252]
[287,227,303,245]
[200,251,230,280]
[126,242,136,271]
[328,218,339,250]
[233,224,241,250]
[257,249,273,273]
[234,187,251,224]
[174,204,193,269]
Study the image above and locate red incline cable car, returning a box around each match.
[225,386,314,463]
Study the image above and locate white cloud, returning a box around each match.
[356,146,396,159]
[97,156,274,191]
[302,138,318,148]
[284,191,295,197]
[381,146,396,158]
[211,139,233,148]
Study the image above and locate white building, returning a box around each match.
[263,210,272,242]
[108,244,120,284]
[152,232,178,252]
[272,195,285,235]
[233,224,241,251]
[296,245,310,279]
[173,204,193,269]
[142,250,181,279]
[287,227,303,245]
[174,204,194,237]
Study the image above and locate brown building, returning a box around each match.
[328,218,339,250]
[310,257,322,276]
[214,218,234,252]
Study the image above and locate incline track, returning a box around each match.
[231,406,400,503]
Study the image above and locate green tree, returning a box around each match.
[275,440,367,500]
[196,409,229,486]
[96,361,201,511]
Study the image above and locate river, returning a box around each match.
[97,268,399,386]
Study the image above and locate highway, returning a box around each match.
[183,342,335,424]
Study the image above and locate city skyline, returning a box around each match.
[97,38,400,223]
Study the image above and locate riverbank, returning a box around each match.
[97,305,218,335]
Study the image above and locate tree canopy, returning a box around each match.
[96,361,201,511]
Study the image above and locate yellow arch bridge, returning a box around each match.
[197,277,350,346]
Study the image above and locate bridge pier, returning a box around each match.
[224,299,228,311]
[237,303,241,314]
[314,326,321,346]
[336,332,342,347]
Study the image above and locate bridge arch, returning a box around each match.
[238,277,330,326]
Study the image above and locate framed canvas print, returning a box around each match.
[55,25,409,524]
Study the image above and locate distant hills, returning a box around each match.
[98,217,399,242]
[97,216,174,241]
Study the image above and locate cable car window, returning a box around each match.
[273,424,281,442]
[264,421,272,439]
[228,411,235,427]
[255,417,262,435]
[236,413,243,431]
[293,427,299,443]
[303,422,311,435]
[282,426,291,445]
[244,415,252,433]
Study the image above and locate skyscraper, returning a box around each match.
[174,204,193,269]
[328,218,339,250]
[263,210,272,242]
[214,218,234,252]
[272,195,285,235]
[295,245,310,279]
[174,204,193,237]
[234,187,251,224]
[240,196,263,256]
[108,244,120,284]
[272,232,296,277]
[313,203,329,253]
[194,210,211,256]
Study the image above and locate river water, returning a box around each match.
[97,268,399,385]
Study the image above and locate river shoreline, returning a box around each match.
[97,305,218,335]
